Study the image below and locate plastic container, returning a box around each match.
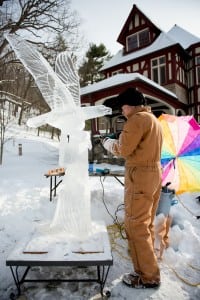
[88,163,94,173]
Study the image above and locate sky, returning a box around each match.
[0,126,200,299]
[71,0,200,56]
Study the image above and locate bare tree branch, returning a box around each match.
[0,0,82,53]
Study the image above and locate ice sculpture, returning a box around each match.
[6,34,112,240]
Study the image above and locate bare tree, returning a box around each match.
[0,97,19,164]
[0,1,9,7]
[0,0,84,163]
[0,0,82,55]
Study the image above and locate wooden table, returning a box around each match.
[44,167,124,201]
[91,169,124,186]
[44,168,65,201]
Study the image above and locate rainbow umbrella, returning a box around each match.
[159,114,200,194]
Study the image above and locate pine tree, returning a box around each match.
[78,43,112,87]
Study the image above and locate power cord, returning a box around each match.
[163,261,200,287]
[176,194,200,219]
[98,175,126,239]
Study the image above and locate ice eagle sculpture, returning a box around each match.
[6,34,112,240]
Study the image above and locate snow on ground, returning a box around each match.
[0,129,200,299]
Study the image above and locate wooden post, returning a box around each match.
[18,144,22,156]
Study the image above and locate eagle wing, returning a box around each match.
[5,34,76,111]
[55,52,80,107]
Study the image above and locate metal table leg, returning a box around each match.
[113,176,124,186]
[50,176,63,200]
[49,176,53,201]
[10,266,30,296]
[8,264,111,298]
[54,175,57,197]
[98,265,111,296]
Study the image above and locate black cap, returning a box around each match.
[117,87,146,107]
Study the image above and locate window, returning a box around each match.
[196,56,200,84]
[151,56,166,85]
[196,56,200,64]
[127,35,137,51]
[127,29,149,52]
[197,67,200,84]
[188,69,194,88]
[98,117,107,131]
[139,30,149,47]
[115,117,125,132]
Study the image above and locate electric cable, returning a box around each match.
[163,262,200,287]
[99,175,126,239]
[107,223,130,261]
[187,263,200,271]
[176,194,200,219]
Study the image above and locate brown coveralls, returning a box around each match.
[113,107,163,284]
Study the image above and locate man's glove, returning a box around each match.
[102,137,116,153]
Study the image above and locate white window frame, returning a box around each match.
[126,29,149,52]
[151,56,166,85]
[196,56,200,84]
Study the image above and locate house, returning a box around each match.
[80,4,200,134]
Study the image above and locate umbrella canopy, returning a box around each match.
[159,114,200,194]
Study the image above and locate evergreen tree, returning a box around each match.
[78,43,112,87]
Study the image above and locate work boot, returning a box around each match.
[122,273,160,289]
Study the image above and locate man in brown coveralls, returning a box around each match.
[103,87,163,288]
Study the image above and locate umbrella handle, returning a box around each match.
[172,158,176,169]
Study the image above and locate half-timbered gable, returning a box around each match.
[117,4,161,55]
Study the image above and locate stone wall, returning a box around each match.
[165,83,188,104]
